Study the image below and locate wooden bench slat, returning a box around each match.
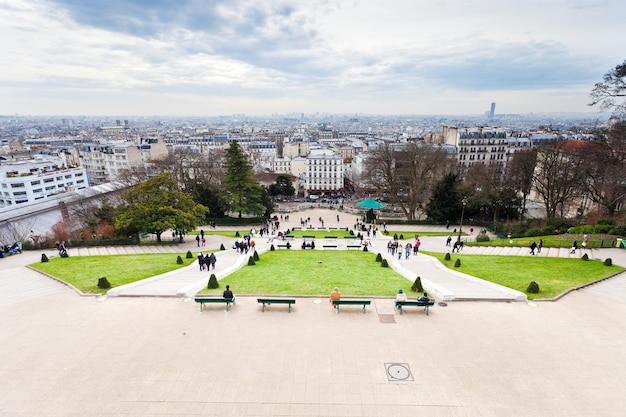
[332,299,371,314]
[257,298,296,313]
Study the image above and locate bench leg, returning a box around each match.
[288,303,291,313]
[362,305,366,314]
[398,305,403,315]
[424,306,429,316]
[226,302,230,311]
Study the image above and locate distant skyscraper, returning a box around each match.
[489,102,496,120]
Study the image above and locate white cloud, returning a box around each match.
[0,0,624,115]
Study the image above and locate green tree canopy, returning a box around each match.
[268,174,296,198]
[425,173,462,222]
[114,173,208,242]
[222,141,264,217]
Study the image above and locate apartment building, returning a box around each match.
[304,150,344,197]
[0,156,89,208]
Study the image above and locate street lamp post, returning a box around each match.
[458,197,468,243]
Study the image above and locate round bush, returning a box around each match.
[375,253,382,262]
[176,255,184,264]
[41,253,49,263]
[235,231,240,237]
[445,253,451,261]
[526,281,540,293]
[581,253,589,261]
[253,251,260,261]
[399,234,404,240]
[604,258,613,266]
[186,250,193,259]
[454,259,461,268]
[381,259,389,268]
[60,251,69,258]
[248,256,256,266]
[363,245,368,252]
[270,244,275,251]
[207,274,219,289]
[97,277,111,289]
[220,243,225,250]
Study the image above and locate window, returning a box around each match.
[10,183,25,188]
[31,180,41,186]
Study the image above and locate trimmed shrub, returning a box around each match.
[526,281,540,293]
[411,276,424,293]
[349,229,354,235]
[253,251,260,261]
[186,250,193,259]
[286,242,292,249]
[41,253,49,263]
[207,273,219,289]
[235,231,240,237]
[176,255,184,264]
[97,277,111,289]
[270,244,275,251]
[363,245,368,252]
[60,251,69,258]
[381,259,389,268]
[220,243,226,250]
[248,256,256,266]
[581,253,589,261]
[399,234,404,240]
[445,253,451,261]
[604,258,613,266]
[476,232,490,242]
[375,253,382,262]
[454,259,461,268]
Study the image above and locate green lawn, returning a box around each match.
[30,253,195,294]
[468,234,619,249]
[199,250,415,297]
[424,251,623,299]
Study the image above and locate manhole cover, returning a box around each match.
[385,363,413,381]
[378,314,396,324]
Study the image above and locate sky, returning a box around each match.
[1,0,625,117]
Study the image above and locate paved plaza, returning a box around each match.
[1,208,626,416]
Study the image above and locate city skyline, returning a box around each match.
[1,0,625,117]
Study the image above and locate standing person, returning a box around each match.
[530,241,537,255]
[415,238,421,252]
[397,243,403,260]
[570,240,578,254]
[330,286,341,311]
[446,235,452,246]
[197,252,205,271]
[537,239,543,254]
[208,252,217,270]
[195,234,200,247]
[223,285,235,305]
[201,236,206,247]
[405,243,411,259]
[582,234,589,250]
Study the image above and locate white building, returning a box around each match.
[0,155,89,208]
[304,150,344,197]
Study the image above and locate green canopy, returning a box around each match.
[356,198,385,209]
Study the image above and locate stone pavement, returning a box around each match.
[2,208,626,416]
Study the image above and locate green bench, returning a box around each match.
[323,244,338,249]
[276,243,291,249]
[346,244,362,249]
[332,299,371,314]
[257,298,296,312]
[194,297,234,311]
[395,300,435,315]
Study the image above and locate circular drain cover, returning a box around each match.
[385,363,413,381]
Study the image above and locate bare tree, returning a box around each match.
[533,142,585,219]
[589,60,626,117]
[362,141,453,220]
[582,122,626,216]
[507,148,538,222]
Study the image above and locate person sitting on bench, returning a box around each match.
[396,288,407,302]
[417,292,430,302]
[223,285,236,305]
[330,286,341,310]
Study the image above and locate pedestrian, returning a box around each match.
[415,238,421,252]
[208,252,216,270]
[397,243,403,259]
[405,243,411,259]
[197,252,205,271]
[530,241,537,255]
[582,234,589,250]
[195,234,200,247]
[201,236,206,247]
[537,239,543,253]
[446,235,452,246]
[570,240,578,254]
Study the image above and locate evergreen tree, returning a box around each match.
[426,173,461,222]
[222,141,264,218]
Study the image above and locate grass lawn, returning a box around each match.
[424,251,624,299]
[30,253,195,294]
[198,250,415,297]
[468,234,619,249]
